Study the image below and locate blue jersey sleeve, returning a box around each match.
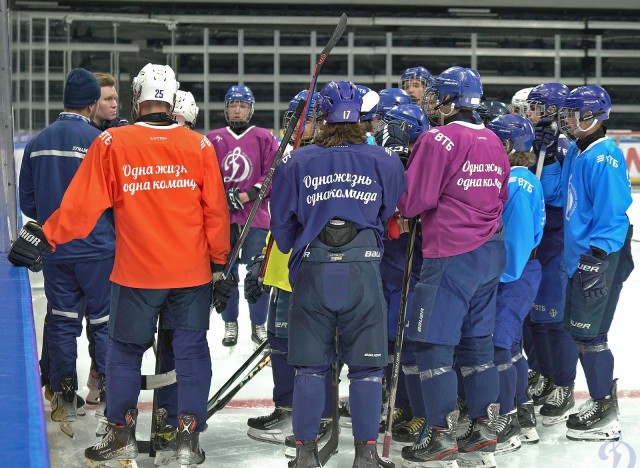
[540,160,563,207]
[586,146,632,254]
[270,161,300,254]
[19,142,37,220]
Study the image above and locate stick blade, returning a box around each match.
[319,13,348,58]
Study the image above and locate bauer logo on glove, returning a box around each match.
[7,221,53,272]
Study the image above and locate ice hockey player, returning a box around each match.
[172,90,200,129]
[477,100,509,126]
[270,80,405,468]
[206,85,279,349]
[522,83,578,428]
[243,90,335,449]
[371,88,412,132]
[8,63,230,466]
[398,66,510,467]
[487,114,546,452]
[14,68,113,438]
[509,87,533,115]
[541,85,633,442]
[375,104,429,444]
[91,72,129,130]
[400,66,432,105]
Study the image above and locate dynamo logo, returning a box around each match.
[566,174,578,221]
[223,147,252,183]
[599,438,636,468]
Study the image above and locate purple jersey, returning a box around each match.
[398,121,510,258]
[206,126,279,228]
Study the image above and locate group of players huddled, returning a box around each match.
[7,59,633,468]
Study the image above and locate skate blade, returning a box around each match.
[154,451,177,466]
[339,418,352,429]
[495,436,522,456]
[85,460,138,468]
[60,422,74,438]
[457,452,496,468]
[247,427,291,445]
[541,413,571,427]
[566,422,621,442]
[402,459,459,467]
[519,428,540,444]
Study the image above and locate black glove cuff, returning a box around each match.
[591,247,607,261]
[247,186,260,201]
[211,262,225,273]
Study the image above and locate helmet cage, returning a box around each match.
[559,106,604,140]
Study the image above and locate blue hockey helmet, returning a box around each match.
[487,114,534,153]
[282,90,320,141]
[224,85,255,126]
[477,100,509,125]
[559,85,611,139]
[356,85,380,121]
[383,104,430,141]
[423,67,483,125]
[400,66,432,84]
[373,88,412,119]
[526,82,570,123]
[400,66,432,104]
[318,81,362,123]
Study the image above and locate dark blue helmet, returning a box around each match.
[224,85,255,126]
[383,104,430,141]
[487,114,534,153]
[374,88,412,119]
[282,89,319,131]
[477,101,509,125]
[318,81,362,123]
[559,85,611,139]
[356,85,380,122]
[526,82,569,122]
[400,66,432,84]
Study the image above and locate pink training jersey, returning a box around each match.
[206,126,279,229]
[398,121,510,258]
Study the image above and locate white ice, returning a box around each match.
[35,192,640,468]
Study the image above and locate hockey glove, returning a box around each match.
[533,117,559,163]
[244,254,270,304]
[226,188,245,211]
[7,221,53,272]
[212,272,238,313]
[375,120,410,167]
[576,252,608,300]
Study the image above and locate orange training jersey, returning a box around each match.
[43,122,230,289]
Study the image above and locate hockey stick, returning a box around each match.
[319,330,340,464]
[141,369,177,391]
[293,12,348,147]
[382,217,418,458]
[207,351,272,418]
[208,339,270,408]
[211,98,306,310]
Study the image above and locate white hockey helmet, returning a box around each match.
[131,63,179,121]
[172,90,199,128]
[509,87,533,115]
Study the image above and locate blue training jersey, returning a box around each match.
[270,142,406,285]
[501,166,546,283]
[19,113,115,263]
[541,136,632,277]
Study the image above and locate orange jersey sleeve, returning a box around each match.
[44,123,231,289]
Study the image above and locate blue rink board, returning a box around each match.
[0,256,49,467]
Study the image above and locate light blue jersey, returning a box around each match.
[541,136,632,277]
[501,166,546,282]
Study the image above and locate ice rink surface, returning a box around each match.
[36,193,639,468]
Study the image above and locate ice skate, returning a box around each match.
[288,439,322,468]
[222,321,238,352]
[251,323,268,350]
[392,417,426,444]
[516,401,539,444]
[400,410,458,468]
[457,403,498,468]
[45,382,86,416]
[455,398,471,439]
[85,408,138,468]
[176,414,205,467]
[51,376,78,438]
[285,418,334,459]
[152,408,178,466]
[247,406,292,444]
[86,368,100,405]
[379,406,412,434]
[494,410,521,456]
[95,375,108,437]
[540,385,574,426]
[566,380,621,442]
[530,376,554,406]
[353,440,394,467]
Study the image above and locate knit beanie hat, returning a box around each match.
[63,68,101,108]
